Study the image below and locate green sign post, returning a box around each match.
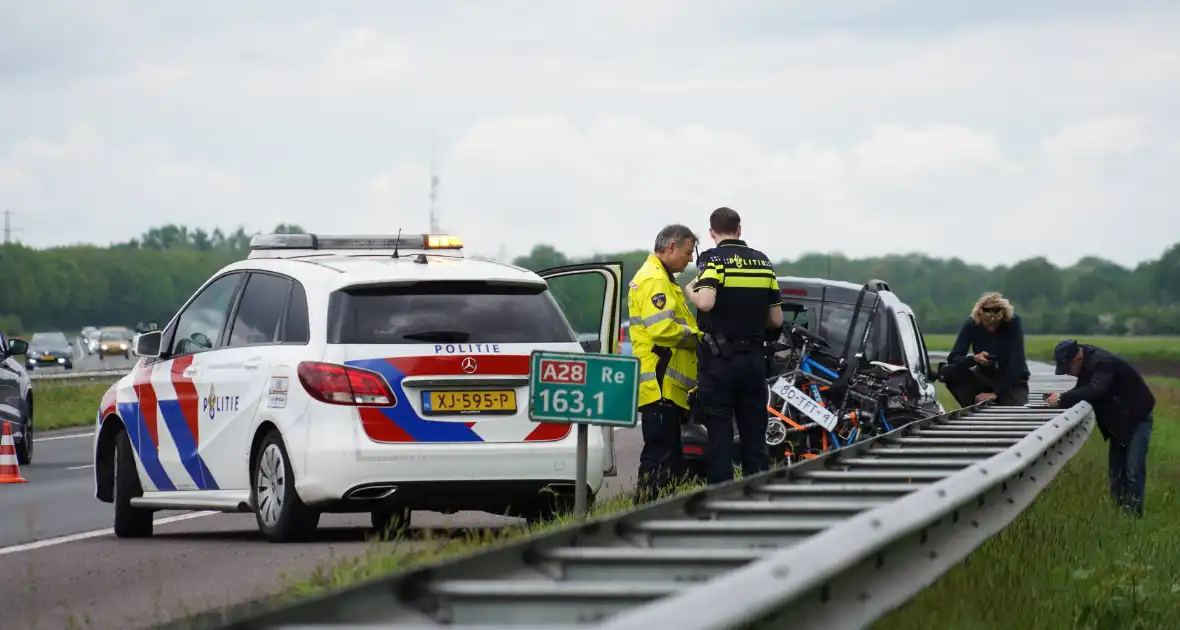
[528,350,640,518]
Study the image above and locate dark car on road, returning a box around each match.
[25,331,75,371]
[680,276,944,478]
[770,276,942,413]
[0,332,33,464]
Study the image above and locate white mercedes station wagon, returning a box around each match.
[92,233,624,542]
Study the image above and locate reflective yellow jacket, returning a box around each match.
[627,253,700,409]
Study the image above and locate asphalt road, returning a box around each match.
[0,424,646,630]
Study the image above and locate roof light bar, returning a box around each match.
[249,233,464,251]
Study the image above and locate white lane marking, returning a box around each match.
[66,464,93,470]
[0,511,219,557]
[38,432,95,442]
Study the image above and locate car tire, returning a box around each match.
[253,430,320,543]
[64,361,73,371]
[15,397,32,466]
[371,505,411,539]
[113,428,154,538]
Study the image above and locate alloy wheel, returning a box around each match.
[256,444,286,528]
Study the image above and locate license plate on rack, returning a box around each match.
[421,390,517,415]
[770,376,839,431]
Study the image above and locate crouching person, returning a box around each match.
[943,292,1030,407]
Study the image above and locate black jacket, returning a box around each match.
[947,315,1030,396]
[1058,345,1155,445]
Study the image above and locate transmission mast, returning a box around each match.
[3,209,16,244]
[429,133,440,233]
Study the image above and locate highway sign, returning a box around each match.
[528,350,640,519]
[528,351,639,427]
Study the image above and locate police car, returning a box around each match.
[92,233,624,542]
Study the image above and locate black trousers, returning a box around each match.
[696,347,769,485]
[635,400,686,503]
[943,363,1030,407]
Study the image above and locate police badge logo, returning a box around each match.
[651,293,667,309]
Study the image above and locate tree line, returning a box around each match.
[2,223,1179,337]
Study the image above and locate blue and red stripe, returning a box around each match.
[346,355,570,443]
[117,401,176,491]
[110,358,218,491]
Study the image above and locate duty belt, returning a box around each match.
[701,332,762,358]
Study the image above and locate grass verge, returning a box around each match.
[876,378,1180,630]
[281,478,707,602]
[924,334,1180,366]
[33,380,108,430]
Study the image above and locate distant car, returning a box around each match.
[97,329,132,359]
[25,331,75,370]
[81,327,101,354]
[0,332,33,464]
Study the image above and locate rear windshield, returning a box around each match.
[821,303,876,354]
[31,333,68,346]
[784,298,882,359]
[328,281,578,345]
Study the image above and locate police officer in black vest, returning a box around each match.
[687,207,783,484]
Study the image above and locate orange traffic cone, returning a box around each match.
[0,421,28,484]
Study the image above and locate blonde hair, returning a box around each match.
[972,292,1014,326]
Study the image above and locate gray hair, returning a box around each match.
[653,224,698,253]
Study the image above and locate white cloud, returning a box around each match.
[0,124,269,244]
[850,124,1004,181]
[1,1,1179,268]
[1040,117,1147,164]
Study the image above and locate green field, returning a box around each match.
[924,334,1180,366]
[878,378,1180,629]
[34,381,107,431]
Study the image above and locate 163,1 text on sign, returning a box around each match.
[528,351,639,427]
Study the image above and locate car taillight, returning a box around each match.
[297,361,396,406]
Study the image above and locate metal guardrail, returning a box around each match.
[29,368,132,382]
[164,364,1091,630]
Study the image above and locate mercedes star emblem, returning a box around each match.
[461,357,478,374]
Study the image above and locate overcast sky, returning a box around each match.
[2,1,1177,268]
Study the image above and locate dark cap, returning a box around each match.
[1053,339,1079,375]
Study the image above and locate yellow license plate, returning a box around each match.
[423,390,516,415]
[42,355,55,360]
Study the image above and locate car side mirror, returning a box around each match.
[932,361,947,382]
[580,339,602,353]
[134,330,163,358]
[6,339,27,357]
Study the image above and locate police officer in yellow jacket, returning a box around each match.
[628,224,701,503]
[688,207,783,485]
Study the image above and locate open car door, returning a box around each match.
[537,262,624,477]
